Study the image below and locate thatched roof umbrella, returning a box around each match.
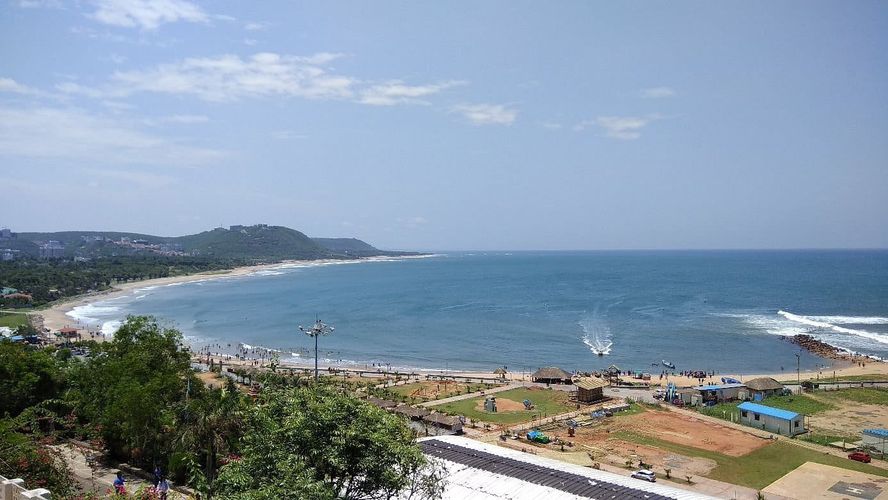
[493,367,507,378]
[531,366,573,384]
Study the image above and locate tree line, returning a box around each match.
[0,317,443,499]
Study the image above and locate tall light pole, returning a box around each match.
[795,352,801,394]
[300,317,334,382]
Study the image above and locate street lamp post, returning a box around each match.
[795,352,801,394]
[299,317,334,382]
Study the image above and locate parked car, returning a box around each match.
[848,452,872,463]
[631,470,656,482]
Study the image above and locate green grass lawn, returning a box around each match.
[435,387,575,425]
[0,312,29,329]
[615,431,888,489]
[698,401,741,422]
[387,382,495,403]
[753,394,835,415]
[815,388,888,406]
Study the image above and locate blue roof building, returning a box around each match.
[737,402,806,436]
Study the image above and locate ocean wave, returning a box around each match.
[101,320,121,336]
[778,310,888,346]
[803,315,888,325]
[66,303,123,324]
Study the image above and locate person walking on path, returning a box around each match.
[113,472,126,495]
[153,465,162,487]
[156,476,170,500]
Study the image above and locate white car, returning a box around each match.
[631,470,656,482]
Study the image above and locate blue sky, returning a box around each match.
[1,1,886,250]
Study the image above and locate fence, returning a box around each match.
[0,476,50,500]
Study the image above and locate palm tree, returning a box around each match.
[177,378,244,498]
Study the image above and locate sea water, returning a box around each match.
[67,251,888,374]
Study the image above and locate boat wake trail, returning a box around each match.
[579,310,613,355]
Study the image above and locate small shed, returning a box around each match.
[422,412,463,433]
[695,383,746,403]
[676,388,702,406]
[862,429,888,454]
[744,377,785,401]
[392,404,431,421]
[532,367,573,385]
[59,327,79,338]
[367,396,399,410]
[574,377,607,403]
[738,402,805,436]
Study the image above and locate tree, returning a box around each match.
[214,385,444,499]
[0,419,75,496]
[176,378,245,497]
[67,316,196,467]
[0,342,65,417]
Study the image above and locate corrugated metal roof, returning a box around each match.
[738,402,800,420]
[863,428,888,438]
[694,383,746,391]
[415,436,718,500]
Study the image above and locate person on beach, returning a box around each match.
[113,472,126,494]
[153,465,162,486]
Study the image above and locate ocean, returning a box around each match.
[67,251,888,374]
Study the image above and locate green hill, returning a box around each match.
[11,226,416,261]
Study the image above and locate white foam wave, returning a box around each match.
[778,310,888,346]
[101,320,121,336]
[804,315,888,325]
[66,303,123,324]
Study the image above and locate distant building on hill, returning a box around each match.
[39,240,65,259]
[1,249,15,261]
[738,402,806,436]
[0,228,13,239]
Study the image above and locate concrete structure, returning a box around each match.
[862,429,888,454]
[1,476,51,500]
[743,377,785,400]
[763,462,888,500]
[484,396,497,412]
[531,366,573,385]
[574,377,607,402]
[410,435,717,500]
[39,241,64,259]
[694,383,746,403]
[738,402,805,436]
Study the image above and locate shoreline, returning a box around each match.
[34,255,437,334]
[28,253,887,382]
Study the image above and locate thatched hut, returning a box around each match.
[744,377,785,400]
[531,367,573,385]
[392,404,431,421]
[574,377,608,403]
[493,367,508,379]
[367,396,399,410]
[422,412,463,433]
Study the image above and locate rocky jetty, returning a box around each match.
[789,334,846,359]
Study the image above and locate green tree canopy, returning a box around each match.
[0,342,65,418]
[214,385,444,500]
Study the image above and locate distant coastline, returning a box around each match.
[36,254,438,333]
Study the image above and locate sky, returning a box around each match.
[1,1,887,250]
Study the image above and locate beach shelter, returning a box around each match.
[574,377,608,402]
[531,367,573,385]
[743,377,785,401]
[493,367,508,379]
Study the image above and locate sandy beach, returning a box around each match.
[34,256,428,334]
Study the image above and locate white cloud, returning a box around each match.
[89,0,209,30]
[451,103,517,126]
[243,38,258,46]
[110,52,355,102]
[578,114,661,140]
[540,121,563,130]
[359,80,464,106]
[0,105,225,166]
[144,114,209,125]
[272,130,308,140]
[641,87,675,98]
[244,22,268,31]
[0,77,39,95]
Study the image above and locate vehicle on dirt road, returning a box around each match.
[631,470,656,482]
[848,452,872,463]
